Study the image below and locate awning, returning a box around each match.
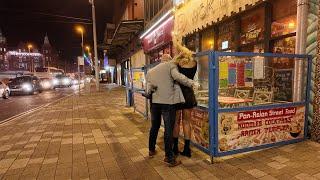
[103,20,144,58]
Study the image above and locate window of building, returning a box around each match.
[240,8,265,46]
[0,55,2,60]
[0,48,2,51]
[200,27,215,52]
[185,34,197,52]
[217,20,237,51]
[3,48,5,52]
[19,49,21,52]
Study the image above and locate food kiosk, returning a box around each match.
[190,51,311,160]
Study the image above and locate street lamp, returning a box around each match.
[85,46,90,52]
[76,26,85,93]
[27,44,34,72]
[75,26,84,54]
[89,0,100,91]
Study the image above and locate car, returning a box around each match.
[52,75,72,88]
[39,78,53,90]
[0,81,10,99]
[8,76,42,95]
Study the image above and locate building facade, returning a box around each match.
[0,29,8,71]
[41,34,59,68]
[0,32,60,72]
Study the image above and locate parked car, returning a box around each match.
[52,74,72,88]
[0,81,10,99]
[8,76,42,95]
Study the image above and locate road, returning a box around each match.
[0,86,79,122]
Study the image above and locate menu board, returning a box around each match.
[219,62,229,88]
[274,69,293,102]
[134,92,146,115]
[132,71,145,90]
[180,108,209,148]
[237,62,245,86]
[228,63,237,86]
[244,62,253,87]
[218,106,305,152]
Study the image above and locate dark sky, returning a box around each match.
[0,0,116,62]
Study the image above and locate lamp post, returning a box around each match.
[76,26,84,93]
[89,0,100,91]
[27,44,34,72]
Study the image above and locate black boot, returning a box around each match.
[180,139,191,158]
[173,138,179,156]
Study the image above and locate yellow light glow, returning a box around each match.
[27,44,33,49]
[75,26,84,34]
[288,22,295,29]
[85,46,90,51]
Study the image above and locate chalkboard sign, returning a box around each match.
[274,69,293,102]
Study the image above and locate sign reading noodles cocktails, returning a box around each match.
[218,106,305,152]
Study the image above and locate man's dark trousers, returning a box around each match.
[149,103,176,162]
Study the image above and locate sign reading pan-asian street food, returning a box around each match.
[218,106,305,152]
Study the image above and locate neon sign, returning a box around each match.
[7,51,42,57]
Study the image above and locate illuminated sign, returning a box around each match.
[7,51,42,57]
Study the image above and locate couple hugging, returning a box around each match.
[146,42,199,167]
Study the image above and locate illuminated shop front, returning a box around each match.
[172,0,312,158]
[141,11,174,63]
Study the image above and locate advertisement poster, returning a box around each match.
[132,71,145,90]
[244,62,253,87]
[253,57,265,79]
[180,108,209,148]
[237,62,245,86]
[219,62,229,88]
[218,106,305,152]
[228,63,237,86]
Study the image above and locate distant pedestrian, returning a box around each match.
[146,54,197,167]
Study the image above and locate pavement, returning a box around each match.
[0,85,319,180]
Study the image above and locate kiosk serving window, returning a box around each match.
[217,55,308,109]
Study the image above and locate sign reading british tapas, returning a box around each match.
[142,17,174,53]
[218,106,305,152]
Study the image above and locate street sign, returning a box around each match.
[78,56,84,66]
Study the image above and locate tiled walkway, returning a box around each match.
[0,86,319,180]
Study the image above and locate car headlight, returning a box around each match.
[72,80,78,84]
[62,78,70,85]
[52,79,59,85]
[41,81,51,89]
[22,83,32,92]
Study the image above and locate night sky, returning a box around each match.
[0,0,115,62]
